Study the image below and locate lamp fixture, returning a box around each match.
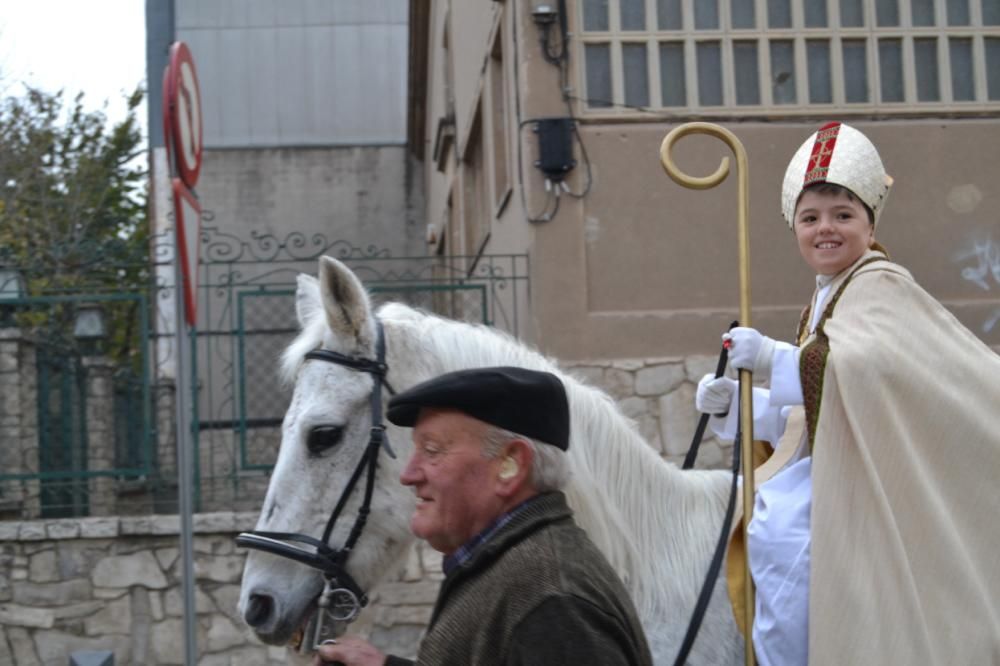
[0,268,25,301]
[0,267,25,328]
[531,4,558,25]
[73,304,107,351]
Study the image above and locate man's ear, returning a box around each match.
[498,457,518,480]
[496,439,533,497]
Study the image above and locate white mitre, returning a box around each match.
[781,121,894,228]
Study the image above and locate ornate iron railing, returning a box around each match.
[0,222,529,518]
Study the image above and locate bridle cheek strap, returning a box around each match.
[235,320,395,610]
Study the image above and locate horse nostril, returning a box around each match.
[245,593,273,628]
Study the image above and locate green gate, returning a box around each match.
[0,292,155,519]
[36,351,89,517]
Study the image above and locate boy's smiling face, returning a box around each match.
[793,188,875,275]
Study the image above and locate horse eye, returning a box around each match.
[306,425,344,456]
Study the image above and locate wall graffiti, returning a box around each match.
[955,234,1000,333]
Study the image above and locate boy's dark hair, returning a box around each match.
[796,182,875,225]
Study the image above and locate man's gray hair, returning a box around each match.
[480,425,570,491]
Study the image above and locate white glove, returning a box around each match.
[723,327,777,376]
[696,373,736,416]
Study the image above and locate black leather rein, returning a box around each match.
[673,321,740,666]
[235,320,395,627]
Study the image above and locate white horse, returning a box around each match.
[238,256,743,664]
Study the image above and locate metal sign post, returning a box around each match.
[163,40,204,666]
[171,242,198,666]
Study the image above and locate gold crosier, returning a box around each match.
[659,122,757,666]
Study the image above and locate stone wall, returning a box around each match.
[0,513,267,665]
[562,354,732,469]
[0,512,451,665]
[0,330,39,519]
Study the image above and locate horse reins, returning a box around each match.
[673,321,742,666]
[235,320,395,644]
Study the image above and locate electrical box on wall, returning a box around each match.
[533,117,576,182]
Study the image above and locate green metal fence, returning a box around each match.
[36,350,88,518]
[0,228,529,519]
[190,227,529,512]
[0,292,155,519]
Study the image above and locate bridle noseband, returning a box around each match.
[236,320,395,647]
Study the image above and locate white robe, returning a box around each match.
[711,279,833,666]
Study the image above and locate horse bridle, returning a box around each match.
[235,320,396,647]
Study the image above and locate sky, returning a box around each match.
[0,0,147,135]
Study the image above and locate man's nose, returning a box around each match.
[399,455,420,485]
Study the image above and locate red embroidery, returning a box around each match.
[803,121,841,186]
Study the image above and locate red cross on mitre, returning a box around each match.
[803,122,842,186]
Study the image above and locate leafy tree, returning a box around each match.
[0,86,148,363]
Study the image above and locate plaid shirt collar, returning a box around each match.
[442,495,541,575]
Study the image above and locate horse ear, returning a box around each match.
[295,274,322,328]
[317,256,374,348]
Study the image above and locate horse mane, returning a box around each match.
[373,302,731,621]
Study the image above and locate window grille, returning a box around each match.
[577,0,1000,114]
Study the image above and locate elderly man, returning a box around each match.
[316,366,652,666]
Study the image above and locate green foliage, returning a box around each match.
[0,86,150,364]
[0,86,148,284]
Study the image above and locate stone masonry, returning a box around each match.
[0,513,275,666]
[0,512,446,665]
[0,329,40,519]
[563,354,733,469]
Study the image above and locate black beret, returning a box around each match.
[386,367,570,450]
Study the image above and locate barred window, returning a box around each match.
[577,0,1000,114]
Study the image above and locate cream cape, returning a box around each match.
[802,250,1000,664]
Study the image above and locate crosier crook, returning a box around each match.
[659,122,757,666]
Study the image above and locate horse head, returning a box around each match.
[237,256,416,647]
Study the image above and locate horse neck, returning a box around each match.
[380,309,731,617]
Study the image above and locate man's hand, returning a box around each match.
[695,374,736,416]
[724,327,776,376]
[313,636,386,666]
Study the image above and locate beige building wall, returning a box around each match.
[412,1,1000,362]
[537,120,1000,358]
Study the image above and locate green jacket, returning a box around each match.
[387,491,652,665]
